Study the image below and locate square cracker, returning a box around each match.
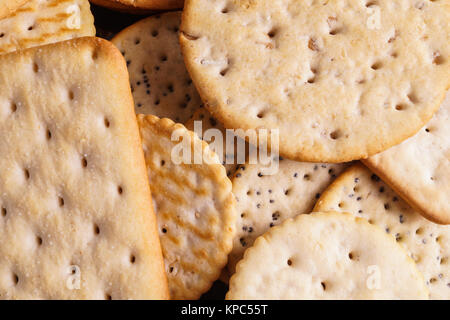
[0,0,95,54]
[0,37,168,299]
[364,91,450,224]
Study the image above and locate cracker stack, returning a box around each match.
[0,0,448,301]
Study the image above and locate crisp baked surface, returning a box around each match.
[0,0,95,54]
[0,37,169,299]
[112,12,201,122]
[0,0,29,19]
[185,106,240,177]
[90,0,183,11]
[227,211,428,300]
[181,0,450,162]
[364,92,450,224]
[314,164,449,300]
[228,159,349,275]
[138,114,236,300]
[184,107,250,285]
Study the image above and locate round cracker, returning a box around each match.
[180,0,450,162]
[314,164,450,300]
[228,159,349,275]
[113,12,202,123]
[364,91,450,224]
[227,211,428,300]
[137,114,236,300]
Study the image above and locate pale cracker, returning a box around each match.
[0,37,169,299]
[0,0,29,19]
[0,0,95,54]
[181,0,450,162]
[91,0,183,12]
[185,106,240,177]
[228,159,349,276]
[227,211,428,300]
[113,12,202,123]
[138,114,236,300]
[364,91,450,224]
[314,164,449,300]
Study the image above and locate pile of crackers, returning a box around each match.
[0,0,448,300]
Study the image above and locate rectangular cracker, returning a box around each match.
[0,0,29,19]
[0,37,168,299]
[0,0,95,54]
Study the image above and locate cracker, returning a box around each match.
[364,91,450,224]
[314,164,449,299]
[0,0,95,54]
[0,0,29,19]
[185,106,240,177]
[180,0,450,162]
[227,211,428,300]
[90,0,183,12]
[137,114,236,300]
[113,12,202,123]
[228,159,349,275]
[0,37,169,299]
[185,107,247,284]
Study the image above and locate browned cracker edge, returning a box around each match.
[362,159,449,225]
